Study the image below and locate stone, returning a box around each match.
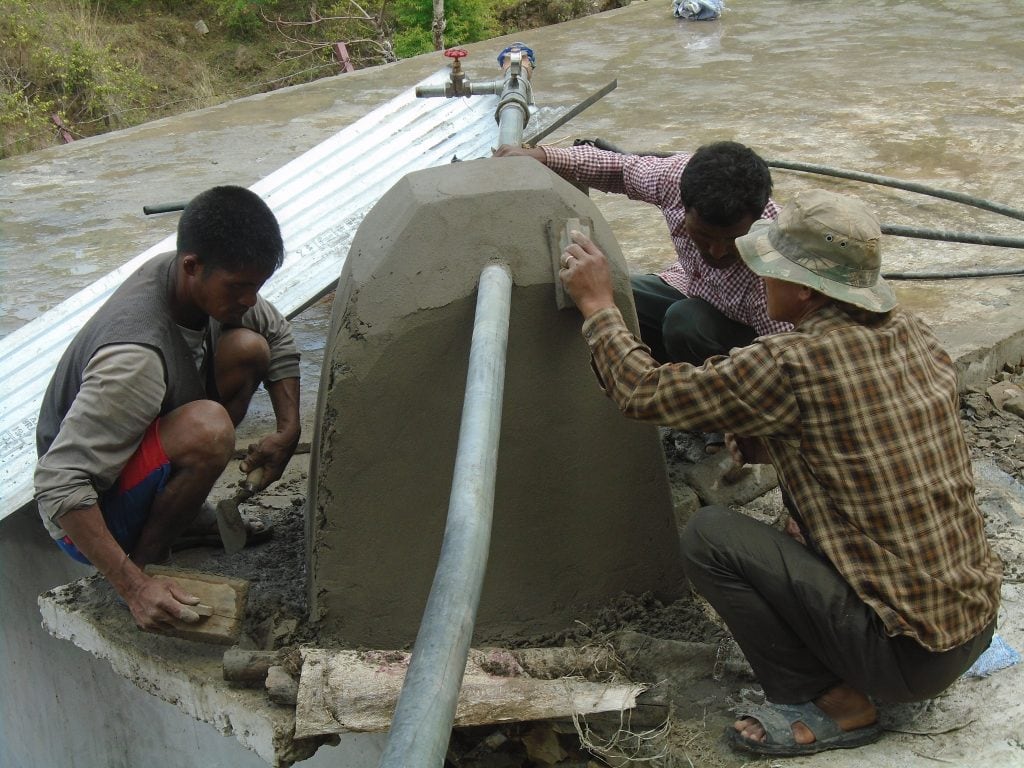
[987,380,1024,414]
[670,482,700,534]
[1005,397,1024,420]
[677,452,779,508]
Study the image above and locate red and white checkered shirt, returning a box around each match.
[542,145,789,337]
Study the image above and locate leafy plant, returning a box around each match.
[214,0,276,40]
[392,0,498,57]
[0,0,603,158]
[0,0,152,156]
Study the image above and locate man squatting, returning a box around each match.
[558,188,1001,756]
[35,186,301,632]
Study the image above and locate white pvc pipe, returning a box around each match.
[378,262,513,768]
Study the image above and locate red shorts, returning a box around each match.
[56,420,172,564]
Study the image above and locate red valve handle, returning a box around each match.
[444,48,468,59]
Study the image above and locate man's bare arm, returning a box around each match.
[59,504,202,630]
[240,376,300,487]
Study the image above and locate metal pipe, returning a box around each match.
[378,262,513,768]
[497,99,527,147]
[414,83,450,98]
[494,51,531,147]
[524,80,618,147]
[416,47,533,148]
[143,201,188,215]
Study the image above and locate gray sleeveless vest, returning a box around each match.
[36,252,208,456]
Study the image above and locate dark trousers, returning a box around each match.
[680,506,995,704]
[630,274,756,364]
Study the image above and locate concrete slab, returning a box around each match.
[34,453,1024,768]
[37,581,313,767]
[3,0,1023,379]
[3,1,1024,767]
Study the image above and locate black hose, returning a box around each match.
[582,137,1024,224]
[576,138,1024,276]
[143,201,188,215]
[880,225,1024,249]
[767,160,1024,223]
[883,266,1024,280]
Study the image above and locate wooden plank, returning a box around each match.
[294,648,646,737]
[142,566,249,645]
[223,648,285,684]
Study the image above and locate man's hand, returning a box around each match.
[125,572,203,631]
[59,505,201,629]
[559,231,617,319]
[493,144,546,162]
[240,375,301,488]
[240,430,297,489]
[784,515,808,546]
[725,433,771,466]
[58,505,203,630]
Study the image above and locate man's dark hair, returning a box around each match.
[177,185,284,274]
[679,141,772,227]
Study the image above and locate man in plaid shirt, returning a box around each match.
[495,140,788,361]
[557,189,1002,757]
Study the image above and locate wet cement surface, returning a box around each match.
[4,4,1024,766]
[3,0,1022,489]
[2,0,1022,387]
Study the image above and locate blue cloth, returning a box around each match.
[497,43,536,68]
[673,0,723,20]
[963,633,1021,678]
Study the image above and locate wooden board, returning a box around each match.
[294,647,646,737]
[143,566,249,645]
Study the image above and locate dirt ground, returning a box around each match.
[140,360,1024,768]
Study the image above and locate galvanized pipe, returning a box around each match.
[495,86,530,146]
[493,50,531,147]
[378,262,513,768]
[416,48,533,147]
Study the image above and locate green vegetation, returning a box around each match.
[0,0,620,159]
[1,0,154,157]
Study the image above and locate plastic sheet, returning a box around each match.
[673,0,724,20]
[964,633,1021,678]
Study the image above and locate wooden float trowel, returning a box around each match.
[547,216,592,310]
[216,467,263,555]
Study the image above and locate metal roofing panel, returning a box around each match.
[0,69,566,522]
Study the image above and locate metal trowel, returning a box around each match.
[216,467,264,555]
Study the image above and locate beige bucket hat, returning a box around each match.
[736,189,897,312]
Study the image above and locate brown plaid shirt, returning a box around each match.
[583,303,1002,651]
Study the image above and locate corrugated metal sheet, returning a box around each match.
[0,69,566,522]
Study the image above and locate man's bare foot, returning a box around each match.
[734,684,877,745]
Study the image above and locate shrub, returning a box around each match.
[0,0,153,156]
[214,0,275,40]
[392,0,500,58]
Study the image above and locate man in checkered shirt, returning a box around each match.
[556,189,1002,757]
